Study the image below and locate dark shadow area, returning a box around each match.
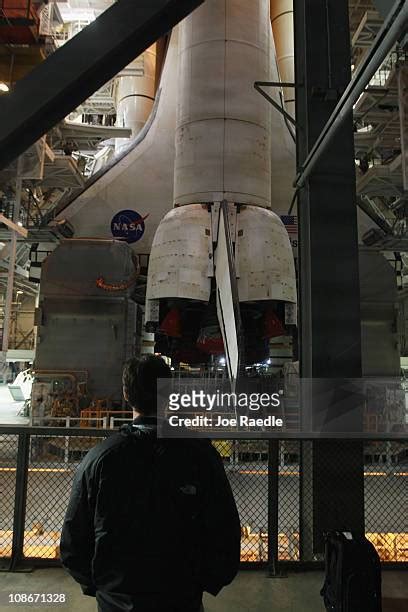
[383,598,408,612]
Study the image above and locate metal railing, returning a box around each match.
[30,416,133,430]
[0,427,406,572]
[366,49,407,87]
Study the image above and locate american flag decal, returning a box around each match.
[280,215,298,235]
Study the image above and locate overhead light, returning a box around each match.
[0,82,9,92]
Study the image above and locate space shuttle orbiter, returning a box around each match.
[145,0,297,380]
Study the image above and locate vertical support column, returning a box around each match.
[64,417,70,464]
[10,432,30,571]
[294,0,364,555]
[398,63,408,192]
[1,157,23,363]
[299,439,313,561]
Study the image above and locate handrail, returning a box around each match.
[0,425,406,440]
[0,425,113,436]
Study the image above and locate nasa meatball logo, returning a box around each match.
[111,210,149,244]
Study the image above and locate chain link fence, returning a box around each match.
[0,434,18,560]
[221,441,269,563]
[0,428,406,569]
[364,440,408,562]
[23,434,106,560]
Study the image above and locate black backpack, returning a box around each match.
[320,531,382,612]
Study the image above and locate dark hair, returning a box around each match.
[122,355,171,415]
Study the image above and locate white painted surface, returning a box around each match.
[268,19,296,214]
[6,350,35,362]
[0,384,28,425]
[215,206,240,380]
[115,45,157,154]
[146,204,212,301]
[147,200,297,307]
[270,0,295,118]
[174,0,272,207]
[237,205,297,302]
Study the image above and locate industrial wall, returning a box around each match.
[34,240,137,403]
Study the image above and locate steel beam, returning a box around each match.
[0,0,204,170]
[0,214,28,238]
[0,260,30,279]
[357,195,394,235]
[254,82,298,127]
[294,0,364,555]
[295,0,408,189]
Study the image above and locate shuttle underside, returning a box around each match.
[146,202,297,369]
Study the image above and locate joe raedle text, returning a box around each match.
[168,415,284,428]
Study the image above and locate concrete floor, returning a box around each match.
[0,569,407,611]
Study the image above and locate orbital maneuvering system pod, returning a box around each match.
[145,0,297,380]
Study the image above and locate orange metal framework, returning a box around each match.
[0,1,40,45]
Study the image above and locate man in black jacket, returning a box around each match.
[60,355,241,612]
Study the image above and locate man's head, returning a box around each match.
[122,355,171,416]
